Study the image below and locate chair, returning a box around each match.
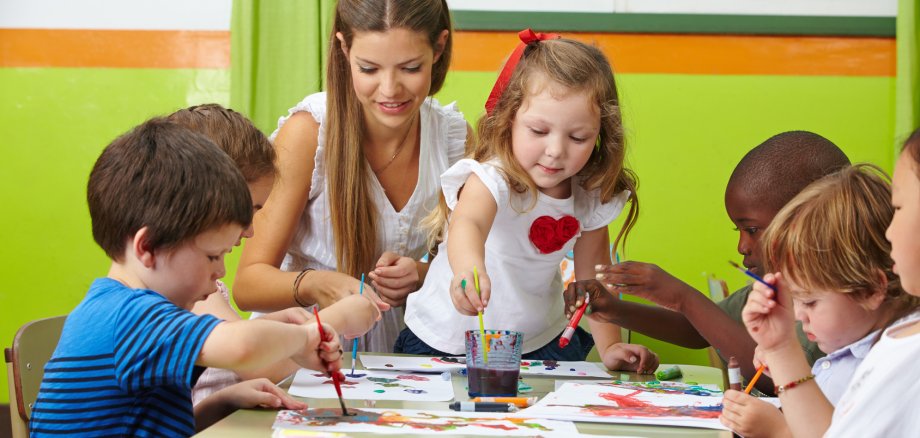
[5,315,66,438]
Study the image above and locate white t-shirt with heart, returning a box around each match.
[404,159,628,354]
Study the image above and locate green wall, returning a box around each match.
[0,66,894,403]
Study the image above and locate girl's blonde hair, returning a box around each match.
[425,38,638,253]
[763,164,919,316]
[325,0,452,277]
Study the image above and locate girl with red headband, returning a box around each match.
[400,31,657,369]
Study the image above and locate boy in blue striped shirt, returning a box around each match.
[30,118,343,437]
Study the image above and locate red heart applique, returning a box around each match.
[528,215,580,254]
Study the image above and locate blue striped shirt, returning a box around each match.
[30,278,221,437]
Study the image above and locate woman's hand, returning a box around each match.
[306,270,390,313]
[367,251,420,307]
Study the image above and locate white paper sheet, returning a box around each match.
[518,382,728,430]
[288,369,454,401]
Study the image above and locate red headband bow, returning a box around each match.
[484,28,561,115]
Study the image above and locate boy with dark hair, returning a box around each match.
[574,131,850,393]
[30,118,343,436]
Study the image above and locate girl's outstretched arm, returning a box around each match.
[446,173,498,315]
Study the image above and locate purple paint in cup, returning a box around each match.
[465,330,523,397]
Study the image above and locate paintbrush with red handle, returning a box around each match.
[313,307,350,416]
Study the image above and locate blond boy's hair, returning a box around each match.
[763,164,917,314]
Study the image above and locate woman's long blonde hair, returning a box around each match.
[425,38,638,254]
[325,0,452,277]
[763,164,919,330]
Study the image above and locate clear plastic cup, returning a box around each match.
[465,330,523,397]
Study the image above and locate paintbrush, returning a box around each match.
[744,365,765,394]
[313,307,350,416]
[728,261,777,292]
[350,273,364,377]
[473,266,488,363]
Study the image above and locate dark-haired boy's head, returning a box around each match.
[724,131,850,274]
[87,118,253,261]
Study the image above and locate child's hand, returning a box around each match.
[562,279,618,322]
[215,378,308,410]
[600,343,659,374]
[742,272,797,354]
[752,345,773,378]
[449,270,491,316]
[720,390,788,438]
[368,251,420,307]
[294,322,344,377]
[594,262,696,311]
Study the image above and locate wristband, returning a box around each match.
[292,268,315,307]
[775,374,815,394]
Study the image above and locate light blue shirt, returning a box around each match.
[812,330,877,405]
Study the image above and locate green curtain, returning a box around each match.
[230,0,335,134]
[896,0,920,150]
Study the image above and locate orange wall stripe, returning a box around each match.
[0,29,229,69]
[453,31,895,77]
[0,29,893,76]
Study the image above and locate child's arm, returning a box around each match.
[719,390,790,438]
[743,272,834,436]
[233,112,388,313]
[574,228,658,373]
[192,292,377,382]
[595,262,765,387]
[446,173,498,315]
[198,319,342,376]
[194,378,307,432]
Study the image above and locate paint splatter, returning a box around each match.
[373,389,385,393]
[396,375,430,381]
[404,389,427,394]
[366,377,399,384]
[420,364,433,368]
[277,409,554,432]
[322,379,359,386]
[384,363,394,368]
[345,373,366,378]
[544,390,722,419]
[432,356,462,364]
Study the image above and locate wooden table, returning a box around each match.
[196,358,732,437]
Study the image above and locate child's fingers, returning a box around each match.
[478,275,492,307]
[449,284,478,316]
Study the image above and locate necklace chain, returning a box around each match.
[373,119,416,174]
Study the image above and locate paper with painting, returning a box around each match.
[272,408,583,436]
[359,354,611,378]
[518,382,728,430]
[289,369,454,401]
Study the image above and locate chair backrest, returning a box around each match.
[5,315,66,436]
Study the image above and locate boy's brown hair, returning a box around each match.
[166,103,276,182]
[763,164,919,314]
[87,118,252,260]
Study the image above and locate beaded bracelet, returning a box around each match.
[775,374,816,394]
[292,268,315,308]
